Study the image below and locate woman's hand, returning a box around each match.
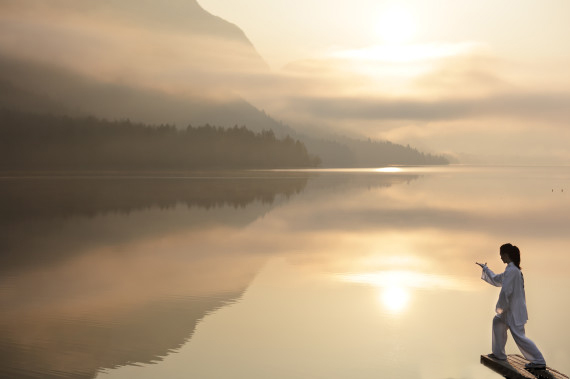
[476,262,487,268]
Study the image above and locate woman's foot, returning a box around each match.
[525,362,546,370]
[487,353,507,361]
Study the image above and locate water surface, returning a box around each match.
[1,167,569,378]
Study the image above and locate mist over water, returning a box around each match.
[0,167,569,378]
[2,2,569,377]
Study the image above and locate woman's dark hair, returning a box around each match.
[500,243,522,270]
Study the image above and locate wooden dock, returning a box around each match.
[481,354,568,379]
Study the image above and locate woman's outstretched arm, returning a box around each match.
[476,262,504,287]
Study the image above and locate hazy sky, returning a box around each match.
[199,0,570,70]
[199,0,570,163]
[1,0,570,163]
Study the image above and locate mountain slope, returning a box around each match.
[0,54,294,136]
[0,0,268,87]
[0,1,448,166]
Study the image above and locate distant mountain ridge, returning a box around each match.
[100,0,270,70]
[106,0,261,42]
[0,1,448,166]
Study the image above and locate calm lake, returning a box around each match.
[1,166,569,379]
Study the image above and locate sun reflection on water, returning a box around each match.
[374,167,402,173]
[337,269,473,314]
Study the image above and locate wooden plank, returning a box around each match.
[480,354,568,379]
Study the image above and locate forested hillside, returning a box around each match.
[0,110,320,170]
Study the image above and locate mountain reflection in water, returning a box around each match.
[0,171,418,379]
[0,173,310,272]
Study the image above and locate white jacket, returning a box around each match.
[481,262,528,326]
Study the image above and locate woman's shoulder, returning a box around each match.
[503,263,515,274]
[504,263,522,277]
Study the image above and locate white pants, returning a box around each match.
[492,314,546,365]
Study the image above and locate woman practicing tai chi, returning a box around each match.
[476,243,547,370]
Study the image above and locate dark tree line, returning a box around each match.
[0,110,321,170]
[349,138,449,166]
[302,134,449,167]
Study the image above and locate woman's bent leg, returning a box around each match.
[492,314,508,360]
[509,324,546,365]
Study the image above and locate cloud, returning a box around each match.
[265,46,570,162]
[283,92,570,123]
[271,46,569,126]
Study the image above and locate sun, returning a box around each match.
[380,285,410,313]
[376,6,416,45]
